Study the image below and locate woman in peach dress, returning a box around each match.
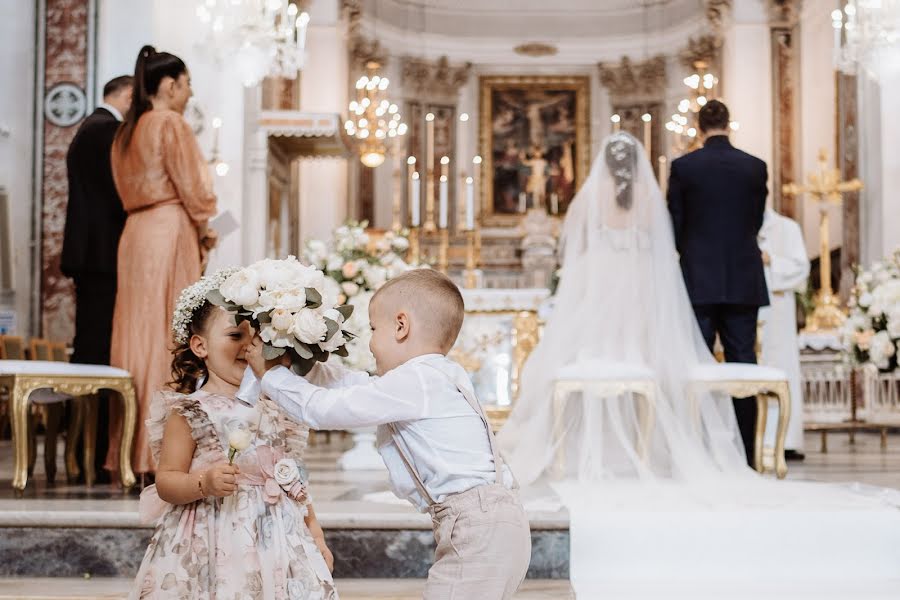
[108,45,217,477]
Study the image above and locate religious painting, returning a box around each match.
[479,76,589,225]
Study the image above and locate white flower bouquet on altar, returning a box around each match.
[208,256,356,375]
[843,247,900,372]
[303,220,412,303]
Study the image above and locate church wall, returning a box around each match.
[0,1,37,335]
[298,4,350,246]
[798,0,839,259]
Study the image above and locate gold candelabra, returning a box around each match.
[782,148,863,332]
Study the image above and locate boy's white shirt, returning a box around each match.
[244,354,514,511]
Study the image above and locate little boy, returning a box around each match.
[246,269,531,600]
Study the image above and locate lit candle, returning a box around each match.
[658,155,668,198]
[425,112,435,229]
[458,112,469,169]
[407,156,417,226]
[411,172,421,227]
[642,113,652,159]
[297,11,310,50]
[472,155,482,225]
[465,176,475,230]
[519,192,527,214]
[550,192,559,215]
[611,114,621,133]
[439,175,449,229]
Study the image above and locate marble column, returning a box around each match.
[770,12,800,218]
[837,71,860,301]
[38,0,94,342]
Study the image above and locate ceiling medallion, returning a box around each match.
[514,43,558,58]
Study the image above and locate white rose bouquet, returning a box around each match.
[843,247,900,372]
[208,256,355,375]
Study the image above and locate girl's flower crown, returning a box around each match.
[171,267,240,345]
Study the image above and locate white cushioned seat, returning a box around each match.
[0,360,131,378]
[690,363,786,382]
[556,360,655,381]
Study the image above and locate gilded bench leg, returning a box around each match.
[637,389,656,461]
[753,394,768,474]
[9,378,33,492]
[773,382,791,480]
[115,381,137,489]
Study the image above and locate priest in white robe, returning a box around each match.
[758,207,810,456]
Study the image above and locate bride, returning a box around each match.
[499,131,749,484]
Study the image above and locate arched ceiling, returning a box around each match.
[356,0,712,64]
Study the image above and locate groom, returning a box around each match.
[667,100,769,466]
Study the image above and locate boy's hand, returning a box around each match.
[245,336,290,379]
[202,463,240,497]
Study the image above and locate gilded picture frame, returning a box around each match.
[479,75,590,226]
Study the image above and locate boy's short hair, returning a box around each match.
[372,269,465,351]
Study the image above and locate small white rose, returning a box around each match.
[326,255,344,272]
[342,261,360,279]
[228,429,252,452]
[859,293,873,308]
[363,265,387,289]
[341,281,360,297]
[319,329,347,352]
[320,277,342,308]
[273,458,301,486]
[291,308,328,344]
[270,309,294,332]
[220,270,260,306]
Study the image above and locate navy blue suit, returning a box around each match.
[667,135,769,465]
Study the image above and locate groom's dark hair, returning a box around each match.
[698,100,730,133]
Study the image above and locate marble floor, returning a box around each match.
[0,578,574,599]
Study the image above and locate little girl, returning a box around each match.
[132,269,337,599]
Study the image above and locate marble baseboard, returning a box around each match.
[0,527,568,580]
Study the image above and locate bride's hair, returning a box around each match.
[604,133,638,210]
[169,301,217,393]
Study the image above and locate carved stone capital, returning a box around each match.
[401,55,472,101]
[679,35,722,71]
[342,0,387,66]
[768,0,802,27]
[706,0,733,33]
[598,55,667,104]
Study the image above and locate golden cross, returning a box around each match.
[781,148,863,332]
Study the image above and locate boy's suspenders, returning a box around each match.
[386,363,510,508]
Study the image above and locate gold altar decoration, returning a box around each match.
[1,372,137,491]
[782,148,863,332]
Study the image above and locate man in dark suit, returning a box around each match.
[667,100,769,466]
[61,75,133,482]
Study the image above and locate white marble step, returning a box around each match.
[0,578,574,599]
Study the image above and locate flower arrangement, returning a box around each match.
[303,220,411,302]
[208,256,356,375]
[303,221,417,373]
[843,248,900,372]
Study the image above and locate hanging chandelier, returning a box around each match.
[196,0,310,87]
[832,1,900,74]
[345,61,407,168]
[664,61,739,156]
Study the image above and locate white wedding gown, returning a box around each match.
[499,133,900,596]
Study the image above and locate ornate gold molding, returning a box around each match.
[514,42,558,58]
[342,0,387,66]
[598,55,667,104]
[706,0,733,34]
[401,56,472,102]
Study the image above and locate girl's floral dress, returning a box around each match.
[131,389,337,600]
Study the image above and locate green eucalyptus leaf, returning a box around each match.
[336,305,354,321]
[292,339,313,359]
[305,288,322,308]
[262,345,286,360]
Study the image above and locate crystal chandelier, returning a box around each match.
[664,61,738,155]
[196,0,310,87]
[832,1,900,74]
[345,62,407,168]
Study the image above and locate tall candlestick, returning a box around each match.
[425,112,436,231]
[658,155,668,198]
[472,155,482,225]
[411,171,421,227]
[458,112,469,169]
[550,192,559,215]
[439,175,449,229]
[407,157,418,226]
[465,176,475,230]
[642,113,652,160]
[391,136,403,230]
[519,192,527,214]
